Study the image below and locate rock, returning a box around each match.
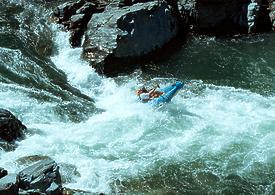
[83,1,178,74]
[69,14,86,29]
[59,163,81,184]
[53,0,86,23]
[76,2,98,15]
[118,0,153,7]
[16,155,51,166]
[45,182,62,195]
[269,1,275,30]
[63,187,92,195]
[0,168,8,179]
[247,0,261,33]
[0,108,26,142]
[18,159,62,194]
[0,173,19,195]
[191,0,249,34]
[70,28,85,47]
[18,188,43,194]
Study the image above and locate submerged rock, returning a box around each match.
[0,108,26,143]
[18,159,62,194]
[83,1,178,74]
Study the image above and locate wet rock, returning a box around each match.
[188,0,249,34]
[53,0,86,24]
[118,0,153,7]
[0,173,19,195]
[63,187,92,195]
[59,163,81,184]
[69,14,86,29]
[269,1,275,29]
[45,182,61,195]
[76,2,98,15]
[0,108,26,142]
[16,155,51,165]
[53,1,108,47]
[18,159,62,194]
[70,28,85,47]
[18,188,43,194]
[83,0,178,74]
[0,168,8,179]
[247,0,261,33]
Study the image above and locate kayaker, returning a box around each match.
[136,85,163,102]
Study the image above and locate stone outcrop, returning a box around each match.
[0,159,63,195]
[83,1,178,74]
[0,109,26,143]
[52,0,274,75]
[53,0,108,47]
[0,173,19,195]
[18,159,62,194]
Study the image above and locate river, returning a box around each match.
[0,0,274,194]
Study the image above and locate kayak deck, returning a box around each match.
[148,81,184,106]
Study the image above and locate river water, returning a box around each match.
[0,0,275,194]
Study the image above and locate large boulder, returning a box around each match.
[0,109,26,143]
[18,159,62,194]
[0,173,19,195]
[83,0,178,74]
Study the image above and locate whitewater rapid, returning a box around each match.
[0,30,274,193]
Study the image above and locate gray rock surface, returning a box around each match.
[18,159,62,194]
[0,173,19,195]
[0,108,26,143]
[83,1,178,67]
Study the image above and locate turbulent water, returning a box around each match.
[0,1,275,194]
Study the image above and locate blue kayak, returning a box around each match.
[148,81,184,106]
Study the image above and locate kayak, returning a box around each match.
[148,81,184,106]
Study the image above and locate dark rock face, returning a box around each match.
[179,0,273,34]
[18,159,62,194]
[52,0,275,76]
[0,168,8,179]
[53,0,108,47]
[53,0,86,24]
[83,1,178,74]
[247,0,261,33]
[192,0,249,34]
[269,0,275,29]
[0,173,19,195]
[0,109,26,143]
